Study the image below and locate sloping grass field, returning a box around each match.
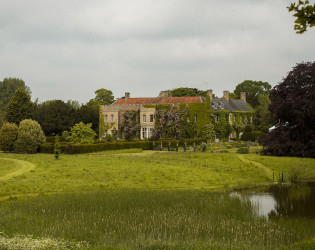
[0,149,315,249]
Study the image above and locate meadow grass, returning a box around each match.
[0,150,315,249]
[0,151,278,199]
[0,190,315,249]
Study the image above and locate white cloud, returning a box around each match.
[0,0,314,102]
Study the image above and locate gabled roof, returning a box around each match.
[114,96,203,105]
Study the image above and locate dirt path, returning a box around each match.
[0,158,35,181]
[238,155,273,180]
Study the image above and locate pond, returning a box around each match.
[231,182,315,219]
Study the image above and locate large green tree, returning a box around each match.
[0,78,30,107]
[94,88,115,106]
[169,87,207,97]
[5,88,34,124]
[254,94,275,132]
[233,80,271,108]
[33,100,76,135]
[288,1,315,34]
[262,62,315,157]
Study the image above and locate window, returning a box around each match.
[150,115,154,123]
[194,115,197,122]
[105,115,108,122]
[148,128,152,138]
[215,114,220,122]
[142,128,147,138]
[111,114,114,122]
[143,115,146,123]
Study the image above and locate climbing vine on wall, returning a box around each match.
[214,111,231,139]
[231,111,253,138]
[119,110,140,141]
[154,105,190,139]
[99,108,116,138]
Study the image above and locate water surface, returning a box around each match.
[231,182,315,219]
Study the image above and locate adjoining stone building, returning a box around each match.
[99,90,253,140]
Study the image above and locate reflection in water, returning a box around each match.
[231,183,315,219]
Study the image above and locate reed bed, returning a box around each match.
[0,190,314,249]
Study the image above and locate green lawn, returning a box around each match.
[0,151,292,199]
[0,150,315,249]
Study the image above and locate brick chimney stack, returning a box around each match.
[207,89,213,101]
[125,92,130,101]
[159,91,171,97]
[223,90,229,101]
[240,92,246,102]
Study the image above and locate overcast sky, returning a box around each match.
[0,0,314,103]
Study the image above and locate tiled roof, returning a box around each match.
[210,98,251,112]
[114,96,202,105]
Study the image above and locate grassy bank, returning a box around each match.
[0,150,315,249]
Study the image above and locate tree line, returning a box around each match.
[0,61,314,157]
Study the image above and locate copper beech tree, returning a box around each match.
[262,62,315,157]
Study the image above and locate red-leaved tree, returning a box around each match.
[261,62,315,157]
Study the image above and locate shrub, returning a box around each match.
[236,147,249,154]
[0,123,19,152]
[68,122,96,144]
[15,119,46,153]
[62,130,70,141]
[54,135,61,159]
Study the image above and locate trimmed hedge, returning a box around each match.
[40,138,207,154]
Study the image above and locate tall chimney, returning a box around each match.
[223,90,229,101]
[125,92,130,101]
[207,89,213,101]
[240,92,246,102]
[159,91,170,97]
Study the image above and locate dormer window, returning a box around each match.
[215,114,220,122]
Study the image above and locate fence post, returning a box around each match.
[176,141,178,152]
[168,141,170,151]
[160,141,163,151]
[184,142,187,152]
[153,141,155,151]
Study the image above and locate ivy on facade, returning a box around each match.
[119,110,140,141]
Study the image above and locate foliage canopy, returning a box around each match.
[0,123,19,152]
[15,119,46,153]
[5,88,33,125]
[233,80,271,108]
[68,122,97,144]
[288,1,315,34]
[262,62,315,157]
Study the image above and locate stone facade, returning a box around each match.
[100,90,252,139]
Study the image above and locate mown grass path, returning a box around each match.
[238,155,273,181]
[0,158,35,182]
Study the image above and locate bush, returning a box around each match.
[236,147,249,154]
[68,122,96,144]
[0,123,19,152]
[62,130,70,141]
[15,119,46,153]
[241,131,262,142]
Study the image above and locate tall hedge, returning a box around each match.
[40,138,207,154]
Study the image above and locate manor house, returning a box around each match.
[100,90,252,139]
